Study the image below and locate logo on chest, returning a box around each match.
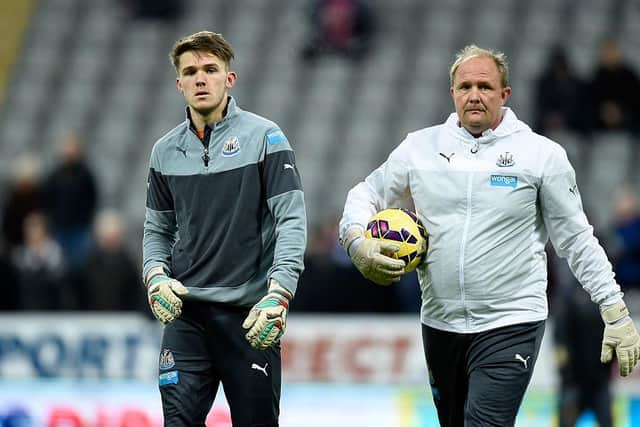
[496,152,515,167]
[222,136,241,157]
[490,175,518,188]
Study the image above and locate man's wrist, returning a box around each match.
[268,278,292,301]
[145,266,168,288]
[342,227,365,257]
[601,300,629,325]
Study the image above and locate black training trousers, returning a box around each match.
[422,320,545,427]
[158,300,281,427]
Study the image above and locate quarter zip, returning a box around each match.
[459,172,474,329]
[200,126,213,168]
[202,147,210,167]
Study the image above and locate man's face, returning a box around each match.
[450,56,511,136]
[176,51,236,118]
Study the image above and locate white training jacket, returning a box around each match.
[339,107,622,333]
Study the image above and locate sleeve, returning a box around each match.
[142,144,178,281]
[539,144,622,306]
[262,128,307,295]
[338,138,412,241]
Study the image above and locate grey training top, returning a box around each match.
[143,96,307,307]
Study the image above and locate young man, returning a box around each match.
[339,45,640,426]
[142,31,306,426]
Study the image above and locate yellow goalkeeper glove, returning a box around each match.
[146,266,189,324]
[242,279,291,350]
[342,227,406,285]
[600,300,640,377]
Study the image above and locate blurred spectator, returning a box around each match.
[79,210,146,312]
[588,39,640,131]
[293,216,406,313]
[43,132,98,269]
[301,0,376,62]
[12,212,67,310]
[611,187,640,291]
[553,277,614,427]
[549,243,614,427]
[293,220,338,311]
[1,153,44,251]
[533,46,586,135]
[0,239,19,310]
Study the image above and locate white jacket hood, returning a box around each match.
[445,107,531,146]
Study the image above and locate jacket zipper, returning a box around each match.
[201,126,212,167]
[459,172,474,329]
[202,148,210,167]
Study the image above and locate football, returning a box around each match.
[365,208,428,272]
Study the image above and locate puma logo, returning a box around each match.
[515,353,531,369]
[176,147,187,157]
[251,362,269,377]
[283,163,295,170]
[439,152,455,163]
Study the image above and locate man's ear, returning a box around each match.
[226,71,237,89]
[501,86,512,105]
[176,78,184,94]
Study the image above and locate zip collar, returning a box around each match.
[178,96,240,150]
[445,107,530,149]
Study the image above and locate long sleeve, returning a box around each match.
[539,144,622,306]
[142,145,177,281]
[262,129,307,295]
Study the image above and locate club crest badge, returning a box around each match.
[159,349,175,370]
[496,152,515,167]
[222,136,240,157]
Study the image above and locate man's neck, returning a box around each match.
[190,97,229,131]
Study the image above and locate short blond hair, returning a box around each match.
[449,45,509,88]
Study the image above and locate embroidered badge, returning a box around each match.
[222,136,240,157]
[159,349,175,370]
[496,152,515,167]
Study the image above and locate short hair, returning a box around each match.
[170,31,235,72]
[449,45,509,88]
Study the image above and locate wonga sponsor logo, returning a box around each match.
[490,175,517,188]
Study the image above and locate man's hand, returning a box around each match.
[242,279,291,350]
[342,228,406,285]
[146,266,189,324]
[600,300,640,377]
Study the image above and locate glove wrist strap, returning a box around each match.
[601,300,629,325]
[268,278,292,301]
[146,266,168,289]
[342,227,365,257]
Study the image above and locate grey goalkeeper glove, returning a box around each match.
[342,227,406,285]
[242,279,291,350]
[146,266,189,324]
[600,300,640,377]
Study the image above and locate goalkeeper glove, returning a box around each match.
[146,266,189,324]
[600,300,640,377]
[242,279,291,350]
[342,227,406,285]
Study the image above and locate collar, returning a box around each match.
[184,95,238,134]
[445,107,528,146]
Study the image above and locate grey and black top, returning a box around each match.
[143,96,306,307]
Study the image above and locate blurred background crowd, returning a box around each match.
[0,0,640,421]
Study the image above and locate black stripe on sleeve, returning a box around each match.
[146,168,174,211]
[263,150,303,199]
